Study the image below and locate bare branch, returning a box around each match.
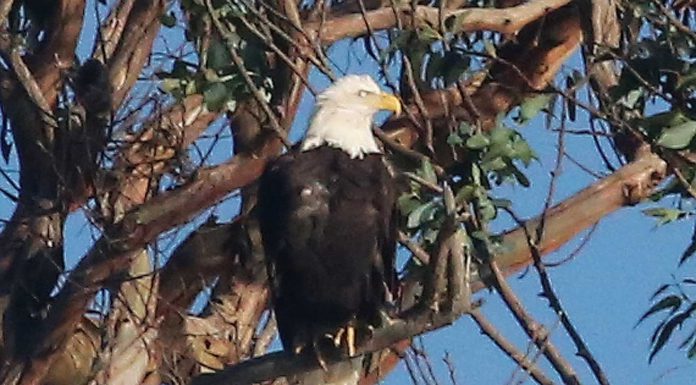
[108,0,165,108]
[468,309,554,385]
[487,259,581,385]
[304,0,573,45]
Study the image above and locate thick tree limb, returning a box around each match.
[104,94,219,219]
[303,0,573,45]
[26,0,85,107]
[7,138,280,385]
[485,153,667,284]
[95,0,138,61]
[107,0,165,108]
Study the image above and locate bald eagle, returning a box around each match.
[258,75,401,384]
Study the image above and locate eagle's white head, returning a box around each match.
[301,75,401,159]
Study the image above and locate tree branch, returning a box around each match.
[303,0,573,45]
[107,0,165,108]
[468,309,554,385]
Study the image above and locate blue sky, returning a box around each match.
[1,1,694,384]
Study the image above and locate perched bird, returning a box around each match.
[258,75,401,385]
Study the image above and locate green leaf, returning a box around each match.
[423,228,439,244]
[171,60,191,78]
[657,121,696,149]
[650,308,695,363]
[203,82,230,111]
[511,138,536,166]
[618,88,643,109]
[466,133,490,150]
[650,284,670,299]
[477,198,497,221]
[482,156,506,172]
[419,159,437,185]
[518,94,553,123]
[161,78,182,93]
[407,201,437,229]
[447,132,464,146]
[689,339,696,360]
[398,194,421,215]
[491,198,512,209]
[637,295,681,325]
[644,111,690,131]
[417,24,441,43]
[161,12,177,28]
[459,122,473,135]
[643,207,684,225]
[679,231,696,266]
[207,39,233,72]
[511,166,531,187]
[455,185,476,204]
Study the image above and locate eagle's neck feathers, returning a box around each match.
[300,105,381,160]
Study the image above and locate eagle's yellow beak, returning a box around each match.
[373,93,402,116]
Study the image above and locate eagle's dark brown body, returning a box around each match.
[258,146,397,352]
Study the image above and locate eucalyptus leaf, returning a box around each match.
[656,121,696,149]
[419,159,438,185]
[519,94,553,123]
[207,39,233,72]
[407,201,437,229]
[643,207,684,224]
[203,82,230,111]
[398,194,422,215]
[637,295,681,325]
[447,132,464,146]
[161,12,177,28]
[466,133,490,150]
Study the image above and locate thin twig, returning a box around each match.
[487,260,581,385]
[468,309,554,385]
[404,172,443,193]
[543,223,598,268]
[529,115,611,385]
[9,49,53,126]
[206,0,291,148]
[399,231,431,265]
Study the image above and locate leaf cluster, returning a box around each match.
[157,0,273,111]
[610,2,696,153]
[619,1,696,362]
[638,277,696,363]
[398,119,535,271]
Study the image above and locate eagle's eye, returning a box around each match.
[357,90,370,97]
